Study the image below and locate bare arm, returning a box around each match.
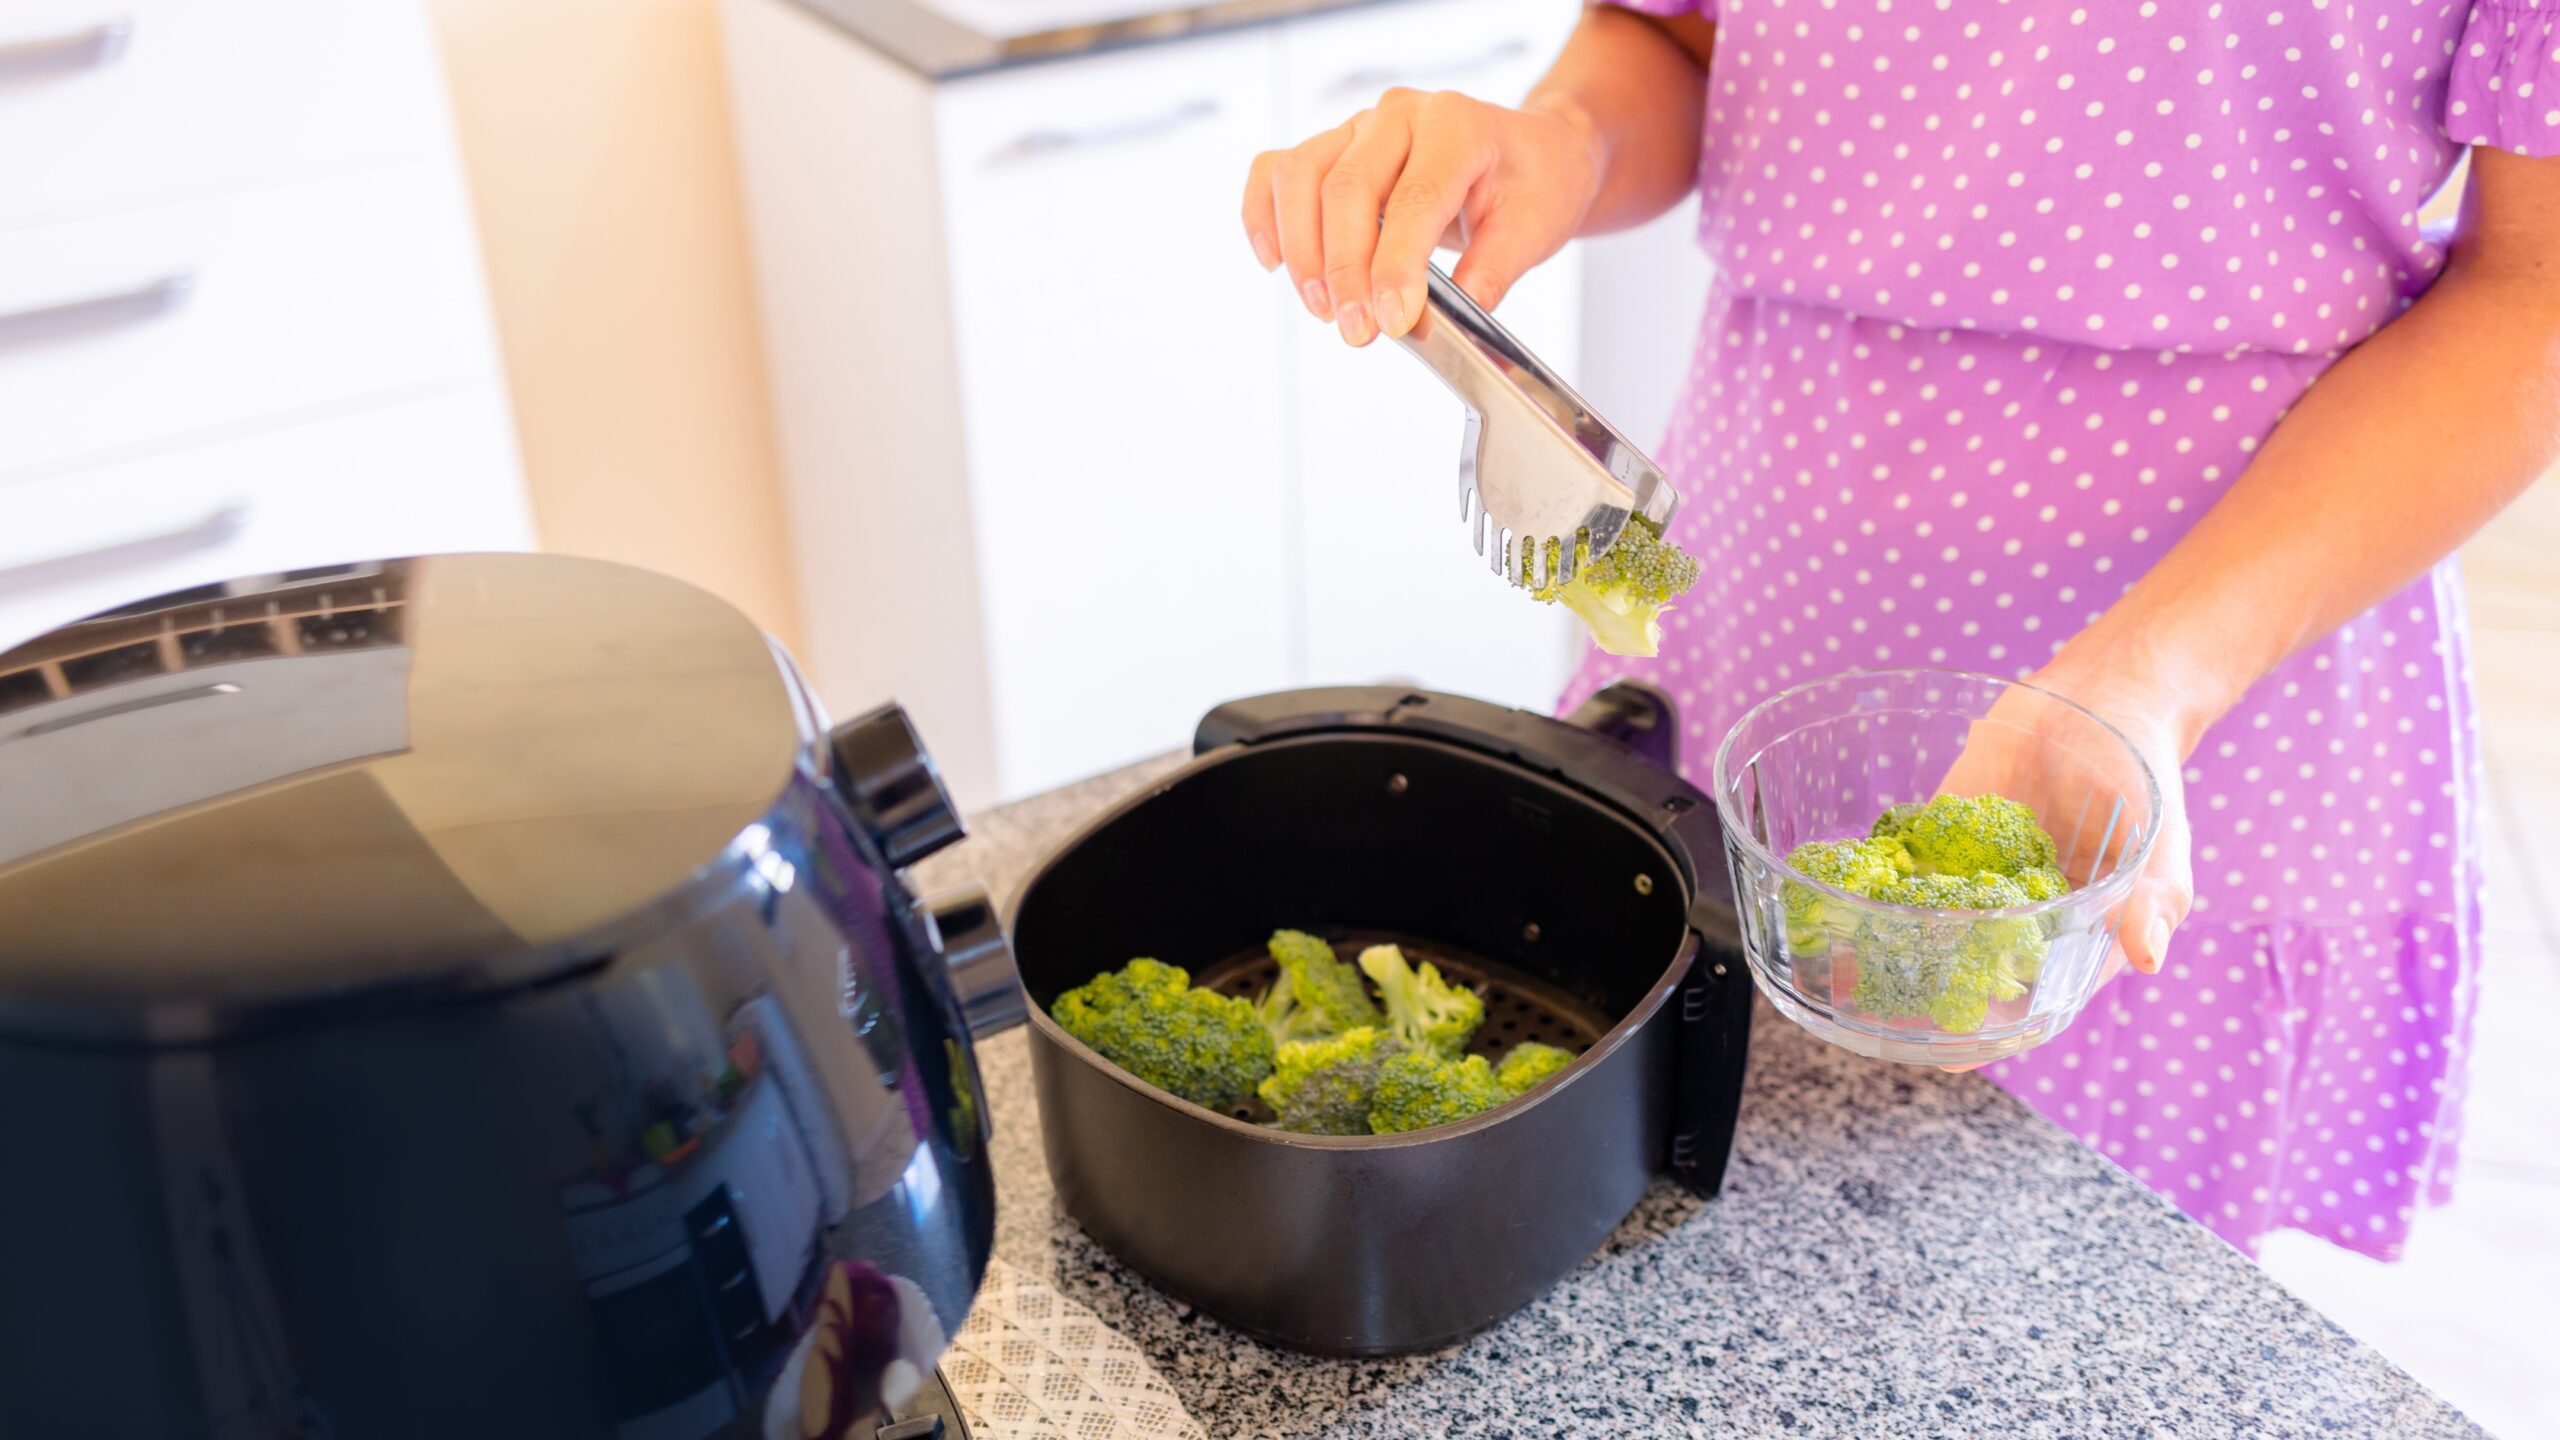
[1529,7,1717,235]
[2033,148,2560,970]
[1241,4,1715,344]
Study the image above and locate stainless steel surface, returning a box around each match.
[0,553,1004,1438]
[1394,262,1677,589]
[0,271,193,347]
[0,15,132,81]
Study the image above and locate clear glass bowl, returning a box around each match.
[1710,669,2161,1066]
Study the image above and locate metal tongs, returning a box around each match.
[1393,262,1679,590]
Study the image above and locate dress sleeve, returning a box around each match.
[1598,0,1713,16]
[2444,1,2560,156]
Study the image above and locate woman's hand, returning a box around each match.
[2011,668,2194,983]
[1935,658,2200,992]
[1240,88,1605,346]
[1928,663,2196,1073]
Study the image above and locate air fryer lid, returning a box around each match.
[0,553,808,1039]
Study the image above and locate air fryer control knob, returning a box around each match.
[828,701,965,867]
[921,883,1023,1037]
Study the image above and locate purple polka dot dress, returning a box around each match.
[1565,0,2559,1258]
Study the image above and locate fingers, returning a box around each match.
[1370,95,1493,339]
[1318,99,1417,346]
[1446,201,1562,312]
[1260,122,1353,321]
[1239,151,1280,272]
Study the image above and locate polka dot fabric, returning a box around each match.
[1558,0,2526,1259]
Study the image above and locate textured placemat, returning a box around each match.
[942,1258,1207,1440]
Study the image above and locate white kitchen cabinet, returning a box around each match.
[0,387,525,648]
[0,164,503,478]
[0,0,449,228]
[724,0,1591,809]
[1279,0,1586,711]
[933,35,1297,801]
[0,0,530,655]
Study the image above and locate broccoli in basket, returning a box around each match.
[1053,935,1582,1135]
[1256,929,1382,1045]
[1051,959,1274,1112]
[1259,1026,1396,1135]
[1357,943,1484,1057]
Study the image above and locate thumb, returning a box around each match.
[2117,810,2192,976]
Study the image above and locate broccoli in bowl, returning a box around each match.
[1778,793,2076,1037]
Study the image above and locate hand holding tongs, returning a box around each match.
[1393,263,1678,589]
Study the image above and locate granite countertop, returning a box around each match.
[781,0,1414,78]
[914,758,2488,1440]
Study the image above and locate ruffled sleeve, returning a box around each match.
[2444,1,2560,155]
[1599,0,1712,16]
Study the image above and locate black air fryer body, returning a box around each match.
[0,554,1012,1439]
[1008,684,1755,1355]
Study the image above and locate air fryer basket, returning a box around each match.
[1008,684,1753,1353]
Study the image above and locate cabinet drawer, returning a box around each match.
[0,162,501,481]
[0,384,530,651]
[0,0,449,228]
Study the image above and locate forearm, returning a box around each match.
[1524,6,1713,234]
[2051,254,2560,752]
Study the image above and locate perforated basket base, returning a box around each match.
[1192,931,1615,1126]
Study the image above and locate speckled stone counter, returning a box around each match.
[914,758,2488,1440]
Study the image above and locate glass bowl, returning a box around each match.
[1710,669,2161,1066]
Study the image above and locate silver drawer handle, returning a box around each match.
[0,16,134,82]
[1325,38,1531,99]
[21,683,240,739]
[0,500,247,581]
[988,98,1218,165]
[0,272,193,348]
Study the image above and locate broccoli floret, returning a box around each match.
[1367,1050,1511,1134]
[1851,871,2046,1032]
[1257,1026,1396,1134]
[2015,865,2071,901]
[1494,1041,1576,1095]
[1051,959,1276,1111]
[1872,793,2059,877]
[1255,929,1382,1045]
[1870,801,1929,840]
[1530,515,1702,659]
[1780,835,1917,949]
[1357,944,1485,1057]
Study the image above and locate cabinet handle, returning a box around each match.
[1323,38,1531,99]
[0,17,134,82]
[0,500,247,582]
[987,98,1218,165]
[20,683,240,738]
[0,272,193,348]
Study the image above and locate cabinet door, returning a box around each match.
[1282,0,1588,713]
[937,33,1293,801]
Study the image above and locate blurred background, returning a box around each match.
[0,0,2549,1432]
